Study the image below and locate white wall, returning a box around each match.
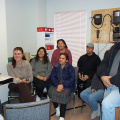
[6,0,47,57]
[0,0,47,103]
[47,0,120,60]
[6,0,120,59]
[0,0,9,103]
[0,0,8,75]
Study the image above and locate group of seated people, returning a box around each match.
[0,39,120,120]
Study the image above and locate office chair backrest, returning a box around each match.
[3,99,51,120]
[24,52,30,61]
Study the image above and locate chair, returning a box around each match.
[73,67,86,113]
[64,67,85,114]
[73,67,78,114]
[3,99,51,120]
[97,99,103,120]
[24,52,30,61]
[8,91,19,103]
[8,82,35,103]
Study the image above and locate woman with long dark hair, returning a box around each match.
[48,53,75,120]
[51,39,72,66]
[30,47,52,101]
[7,47,35,103]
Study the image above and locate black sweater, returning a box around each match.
[77,52,101,79]
[97,42,120,91]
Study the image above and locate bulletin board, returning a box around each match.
[91,8,120,43]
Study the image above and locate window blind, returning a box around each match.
[54,11,87,67]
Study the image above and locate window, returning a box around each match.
[54,10,87,67]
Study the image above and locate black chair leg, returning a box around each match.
[100,102,102,120]
[97,99,103,120]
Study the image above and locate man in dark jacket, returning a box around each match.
[77,43,101,97]
[97,42,120,120]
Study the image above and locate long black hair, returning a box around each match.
[35,47,48,64]
[11,47,26,68]
[59,53,69,61]
[57,39,68,48]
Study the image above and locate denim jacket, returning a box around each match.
[51,63,75,93]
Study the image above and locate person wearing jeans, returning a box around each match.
[77,43,101,98]
[97,42,120,120]
[102,86,120,120]
[80,74,105,119]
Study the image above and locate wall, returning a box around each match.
[0,0,9,103]
[91,8,120,43]
[6,0,47,57]
[0,0,47,103]
[6,0,120,59]
[47,0,120,60]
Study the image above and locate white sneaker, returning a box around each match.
[91,110,97,119]
[0,114,4,120]
[59,117,64,120]
[97,103,100,116]
[56,106,60,117]
[36,95,41,102]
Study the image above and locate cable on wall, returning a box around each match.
[90,14,114,56]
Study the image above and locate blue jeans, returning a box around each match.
[80,86,104,111]
[102,85,120,120]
